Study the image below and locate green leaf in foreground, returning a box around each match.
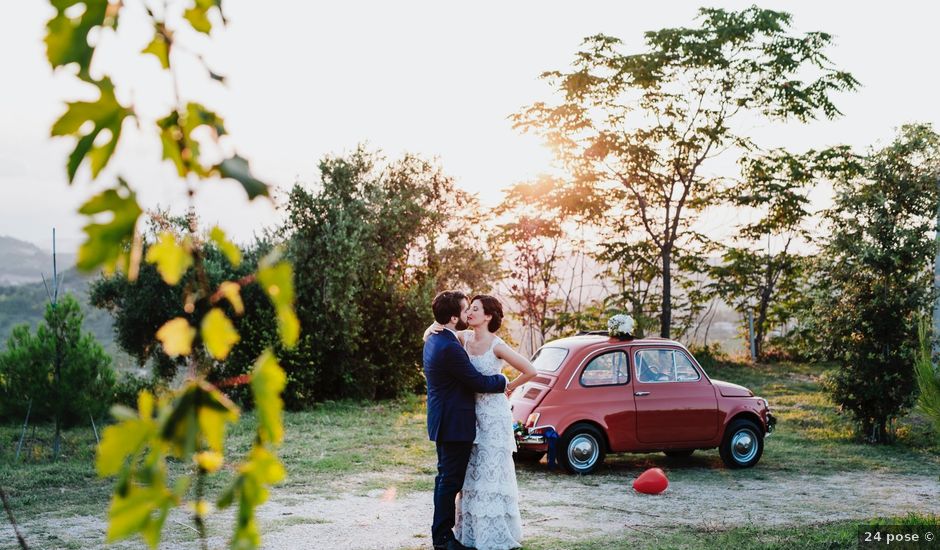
[216,155,270,200]
[184,0,223,34]
[44,0,113,76]
[251,350,287,445]
[201,308,240,360]
[218,351,287,550]
[141,24,170,69]
[210,226,242,267]
[155,317,196,357]
[145,231,193,285]
[76,178,143,275]
[160,379,240,458]
[157,102,226,178]
[257,256,299,347]
[51,77,133,182]
[106,483,174,547]
[96,390,156,476]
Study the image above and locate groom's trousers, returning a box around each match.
[432,440,473,546]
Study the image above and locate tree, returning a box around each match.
[0,294,115,426]
[90,219,273,384]
[710,147,860,359]
[491,214,563,350]
[282,148,497,403]
[816,124,940,443]
[513,7,858,337]
[591,226,663,338]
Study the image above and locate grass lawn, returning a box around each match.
[0,395,437,520]
[524,513,940,550]
[1,359,938,547]
[706,360,940,476]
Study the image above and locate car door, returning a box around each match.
[575,348,636,450]
[633,347,718,444]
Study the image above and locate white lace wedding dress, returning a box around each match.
[454,332,523,550]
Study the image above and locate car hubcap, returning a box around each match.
[568,434,599,470]
[731,429,758,463]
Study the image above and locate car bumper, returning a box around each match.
[517,434,546,445]
[515,431,550,453]
[766,412,777,435]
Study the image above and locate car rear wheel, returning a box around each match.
[664,449,694,458]
[513,450,545,463]
[560,423,606,475]
[719,419,763,468]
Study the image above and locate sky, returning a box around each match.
[2,1,939,255]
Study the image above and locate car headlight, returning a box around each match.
[761,398,770,409]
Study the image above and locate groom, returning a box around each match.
[424,290,508,550]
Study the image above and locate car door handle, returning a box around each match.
[634,391,650,396]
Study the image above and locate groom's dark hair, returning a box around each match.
[432,290,467,324]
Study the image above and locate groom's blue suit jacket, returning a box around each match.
[423,329,507,442]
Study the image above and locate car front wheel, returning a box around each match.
[560,423,606,475]
[719,419,763,468]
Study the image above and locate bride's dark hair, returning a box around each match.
[470,294,503,333]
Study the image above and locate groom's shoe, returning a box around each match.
[445,539,474,550]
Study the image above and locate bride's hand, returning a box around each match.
[429,322,444,334]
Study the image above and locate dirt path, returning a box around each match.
[3,469,938,549]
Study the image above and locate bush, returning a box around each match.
[812,126,939,443]
[0,294,116,425]
[688,343,728,372]
[278,149,496,405]
[90,149,499,408]
[111,372,157,409]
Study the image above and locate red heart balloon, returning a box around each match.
[633,467,668,495]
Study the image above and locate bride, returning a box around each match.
[424,294,536,550]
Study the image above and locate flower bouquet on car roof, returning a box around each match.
[607,313,636,339]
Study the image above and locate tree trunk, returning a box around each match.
[631,296,644,338]
[755,286,773,360]
[876,417,889,444]
[660,245,672,338]
[932,175,940,357]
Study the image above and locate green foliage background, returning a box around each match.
[87,148,497,408]
[0,294,116,424]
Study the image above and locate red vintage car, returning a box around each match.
[510,332,776,474]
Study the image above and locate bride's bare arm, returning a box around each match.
[422,322,468,346]
[494,343,537,394]
[422,322,443,342]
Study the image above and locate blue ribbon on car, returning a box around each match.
[544,428,560,470]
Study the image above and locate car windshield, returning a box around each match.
[531,347,568,372]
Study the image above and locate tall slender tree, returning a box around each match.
[513,7,857,337]
[710,147,860,359]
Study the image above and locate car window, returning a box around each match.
[531,347,568,372]
[635,349,700,383]
[580,350,629,387]
[674,351,701,381]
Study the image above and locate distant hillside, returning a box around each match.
[0,235,75,286]
[0,266,137,370]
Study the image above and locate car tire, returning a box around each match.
[513,450,545,463]
[719,418,763,469]
[559,423,606,475]
[664,449,694,458]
